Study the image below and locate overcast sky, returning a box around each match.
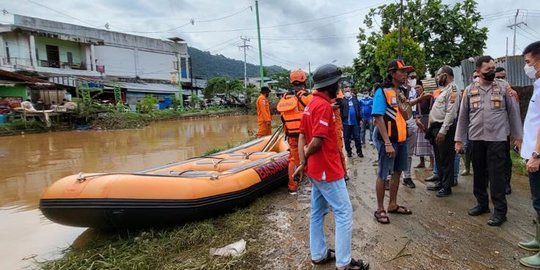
[1,0,540,73]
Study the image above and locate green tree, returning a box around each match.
[224,79,244,98]
[374,29,426,78]
[354,0,487,88]
[204,77,227,99]
[203,77,244,101]
[271,70,291,92]
[353,30,382,91]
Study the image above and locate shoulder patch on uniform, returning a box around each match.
[449,92,457,103]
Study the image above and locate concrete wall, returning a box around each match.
[1,32,32,66]
[14,15,188,55]
[93,46,189,81]
[34,36,86,66]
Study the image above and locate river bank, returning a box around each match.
[35,142,534,269]
[0,107,246,137]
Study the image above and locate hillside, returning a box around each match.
[188,47,285,79]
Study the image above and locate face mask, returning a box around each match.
[344,92,351,98]
[408,79,417,88]
[524,63,538,79]
[437,75,446,87]
[473,77,480,83]
[482,70,496,81]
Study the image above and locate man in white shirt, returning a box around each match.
[518,41,540,269]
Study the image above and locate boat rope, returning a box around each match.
[261,124,284,152]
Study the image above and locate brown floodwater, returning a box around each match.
[0,114,262,270]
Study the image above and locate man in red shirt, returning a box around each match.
[294,64,369,270]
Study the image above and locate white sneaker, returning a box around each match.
[369,141,373,145]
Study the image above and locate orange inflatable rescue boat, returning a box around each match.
[40,132,289,229]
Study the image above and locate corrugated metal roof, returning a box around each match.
[119,82,191,95]
[460,55,534,87]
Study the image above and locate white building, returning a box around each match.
[0,14,192,108]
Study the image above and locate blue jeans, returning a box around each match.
[309,176,352,267]
[360,118,373,143]
[529,170,540,222]
[433,153,460,178]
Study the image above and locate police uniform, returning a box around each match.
[427,82,460,194]
[455,79,523,220]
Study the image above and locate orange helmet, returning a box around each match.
[290,69,307,83]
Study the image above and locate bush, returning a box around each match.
[138,95,158,114]
[92,112,149,130]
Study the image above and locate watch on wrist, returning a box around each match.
[533,151,540,159]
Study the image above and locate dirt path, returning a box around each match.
[260,144,536,269]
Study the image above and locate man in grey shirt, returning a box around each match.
[426,66,460,197]
[455,56,523,226]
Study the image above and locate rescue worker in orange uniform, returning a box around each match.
[277,69,312,194]
[256,86,272,137]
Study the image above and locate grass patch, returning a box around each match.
[38,198,271,270]
[511,151,528,176]
[92,112,150,130]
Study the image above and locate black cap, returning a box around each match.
[313,64,343,89]
[387,59,414,73]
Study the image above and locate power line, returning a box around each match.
[176,1,385,34]
[201,37,240,51]
[524,24,540,38]
[516,28,538,43]
[197,6,252,23]
[25,0,101,28]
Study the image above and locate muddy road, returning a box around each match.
[261,144,534,269]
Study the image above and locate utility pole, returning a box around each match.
[308,61,312,90]
[169,37,185,111]
[255,0,264,88]
[398,0,404,59]
[507,9,526,56]
[239,36,251,89]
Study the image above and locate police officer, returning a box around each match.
[455,56,523,226]
[426,66,460,197]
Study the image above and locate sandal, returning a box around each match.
[374,210,390,224]
[312,249,335,265]
[388,205,412,215]
[336,258,370,270]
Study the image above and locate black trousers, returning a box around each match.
[504,138,512,188]
[430,124,456,189]
[343,124,363,155]
[471,140,508,217]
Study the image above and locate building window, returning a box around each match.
[180,57,187,79]
[5,42,10,64]
[46,45,60,68]
[35,48,39,61]
[67,52,73,65]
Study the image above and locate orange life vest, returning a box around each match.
[277,90,311,136]
[377,88,407,143]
